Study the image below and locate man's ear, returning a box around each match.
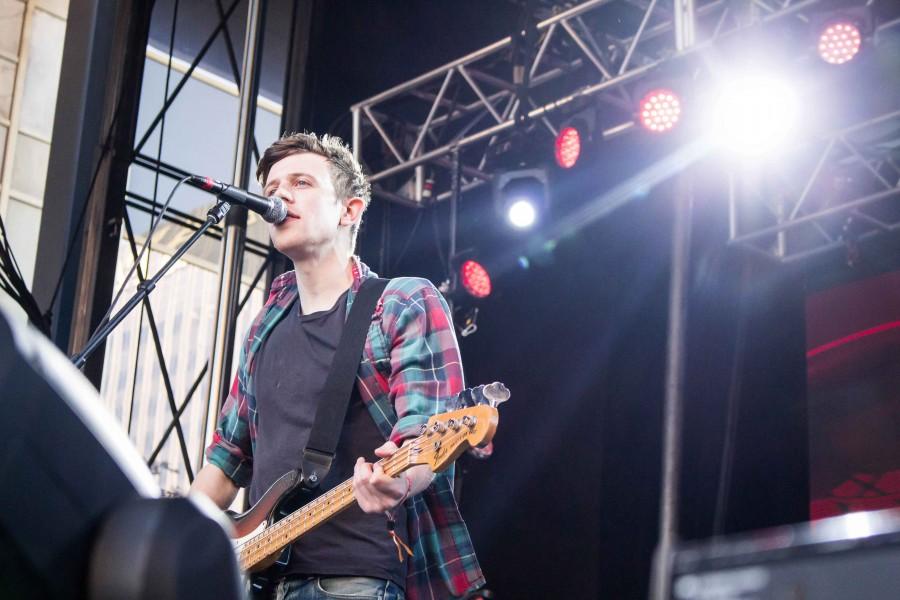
[340,197,366,228]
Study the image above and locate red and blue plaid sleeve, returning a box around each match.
[381,278,465,445]
[204,349,254,487]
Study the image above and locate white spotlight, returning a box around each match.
[494,168,548,230]
[507,199,537,229]
[709,75,799,158]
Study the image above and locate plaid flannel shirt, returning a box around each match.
[206,258,485,599]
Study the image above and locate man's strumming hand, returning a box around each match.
[352,440,434,514]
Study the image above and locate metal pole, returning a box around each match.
[201,0,266,469]
[352,107,361,163]
[652,175,693,600]
[727,170,738,241]
[445,148,461,317]
[449,148,460,265]
[776,195,787,259]
[651,1,694,598]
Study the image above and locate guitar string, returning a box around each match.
[239,425,474,567]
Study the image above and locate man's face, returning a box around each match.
[263,152,345,260]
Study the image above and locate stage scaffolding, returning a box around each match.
[350,0,827,206]
[352,0,900,266]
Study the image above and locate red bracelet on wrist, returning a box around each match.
[385,474,413,523]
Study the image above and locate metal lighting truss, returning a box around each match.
[351,0,826,206]
[727,108,900,263]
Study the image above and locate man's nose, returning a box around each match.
[271,184,292,203]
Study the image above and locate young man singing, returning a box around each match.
[190,133,484,600]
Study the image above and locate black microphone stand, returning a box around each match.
[71,201,232,369]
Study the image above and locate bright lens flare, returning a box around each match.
[818,21,862,65]
[507,199,537,229]
[638,89,681,133]
[710,75,799,157]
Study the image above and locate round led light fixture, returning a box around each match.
[555,126,582,169]
[818,21,862,65]
[460,260,492,299]
[638,88,682,133]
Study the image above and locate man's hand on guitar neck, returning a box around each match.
[353,440,434,513]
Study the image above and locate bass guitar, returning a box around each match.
[229,383,507,595]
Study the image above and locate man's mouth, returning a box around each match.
[286,209,300,219]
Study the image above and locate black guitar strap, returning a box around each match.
[299,277,390,490]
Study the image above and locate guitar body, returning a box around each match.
[231,471,325,599]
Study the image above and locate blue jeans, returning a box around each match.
[274,576,404,600]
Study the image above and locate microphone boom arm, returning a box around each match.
[71,201,232,369]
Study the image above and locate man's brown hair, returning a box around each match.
[257,132,371,248]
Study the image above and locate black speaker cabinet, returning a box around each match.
[0,308,242,600]
[670,509,900,599]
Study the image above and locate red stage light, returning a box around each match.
[638,89,681,133]
[460,260,491,299]
[818,21,862,65]
[555,126,581,169]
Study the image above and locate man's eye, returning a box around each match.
[294,179,309,188]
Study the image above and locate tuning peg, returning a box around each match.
[482,382,510,408]
[450,382,510,410]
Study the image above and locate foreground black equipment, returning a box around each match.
[0,307,242,600]
[666,508,900,599]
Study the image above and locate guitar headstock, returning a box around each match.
[407,404,499,473]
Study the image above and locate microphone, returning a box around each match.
[186,175,287,224]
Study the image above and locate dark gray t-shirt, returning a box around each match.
[249,290,408,588]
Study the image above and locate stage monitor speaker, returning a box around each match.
[667,509,900,599]
[0,307,242,600]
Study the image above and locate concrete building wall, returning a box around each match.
[0,0,68,319]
